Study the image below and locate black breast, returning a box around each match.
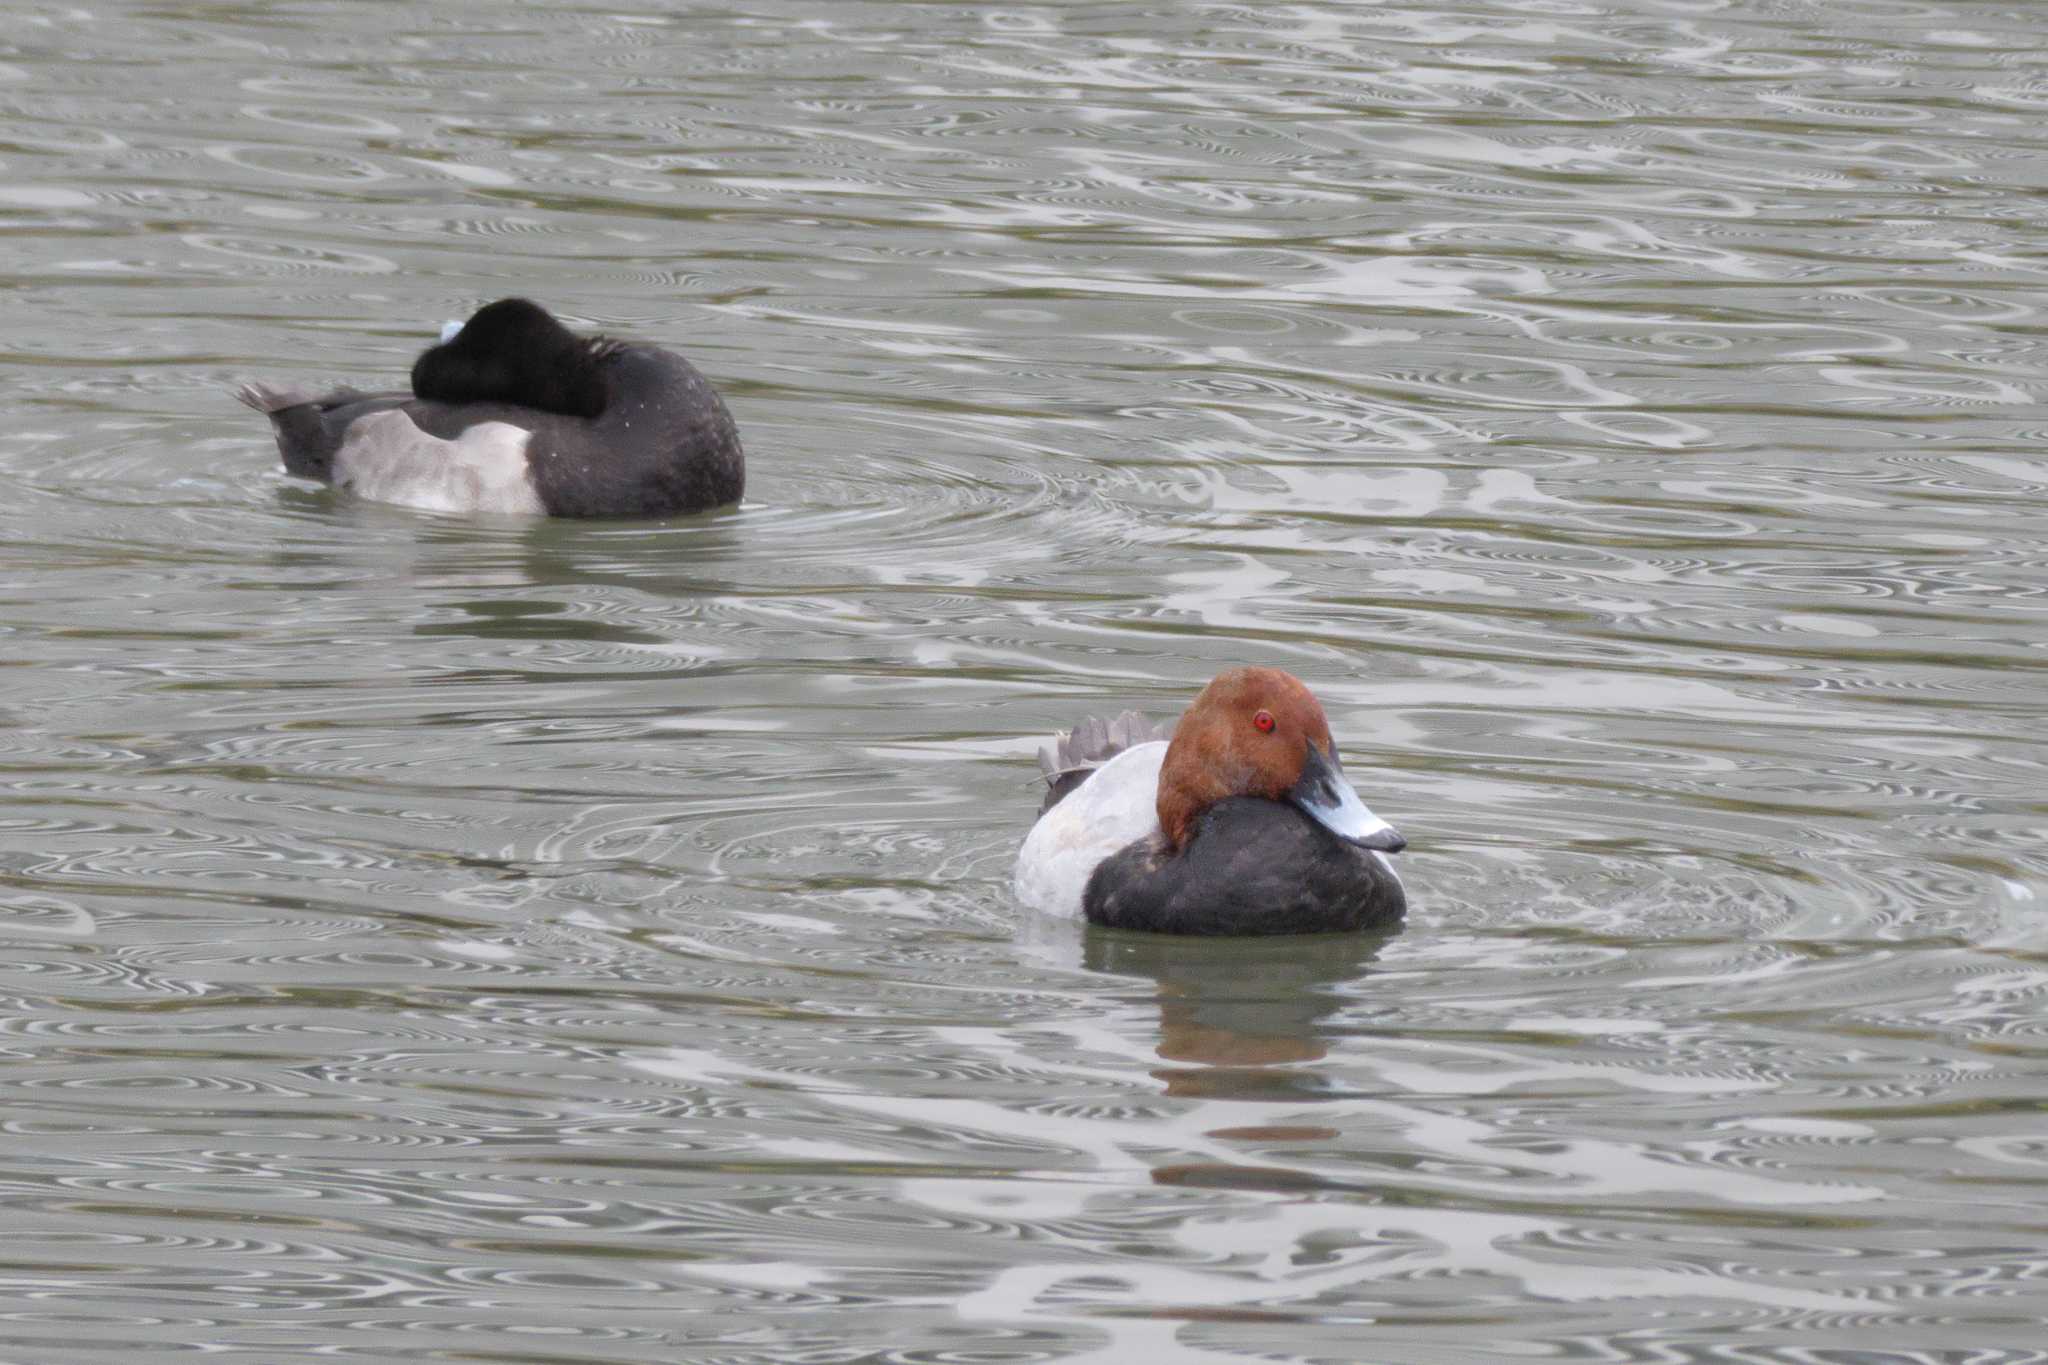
[1082,797,1406,936]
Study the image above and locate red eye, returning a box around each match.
[1253,709,1275,733]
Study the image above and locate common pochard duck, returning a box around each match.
[237,298,743,517]
[1014,667,1407,935]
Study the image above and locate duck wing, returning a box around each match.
[1038,709,1175,814]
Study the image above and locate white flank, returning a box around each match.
[332,411,544,515]
[1012,740,1168,918]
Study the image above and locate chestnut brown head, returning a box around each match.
[1155,667,1403,855]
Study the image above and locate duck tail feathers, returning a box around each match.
[234,381,323,414]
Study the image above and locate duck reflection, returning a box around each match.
[1083,927,1393,1099]
[404,514,752,646]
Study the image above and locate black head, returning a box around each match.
[410,298,609,419]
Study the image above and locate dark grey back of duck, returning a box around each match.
[525,346,743,517]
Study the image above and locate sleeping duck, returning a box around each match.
[1014,667,1407,935]
[237,298,743,517]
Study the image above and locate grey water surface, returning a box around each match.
[3,1,2046,1361]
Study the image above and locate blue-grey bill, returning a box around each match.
[1289,744,1406,853]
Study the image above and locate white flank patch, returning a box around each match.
[1012,740,1167,918]
[332,410,544,515]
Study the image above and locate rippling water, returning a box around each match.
[4,1,2047,1360]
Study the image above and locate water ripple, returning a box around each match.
[2,0,2046,1360]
